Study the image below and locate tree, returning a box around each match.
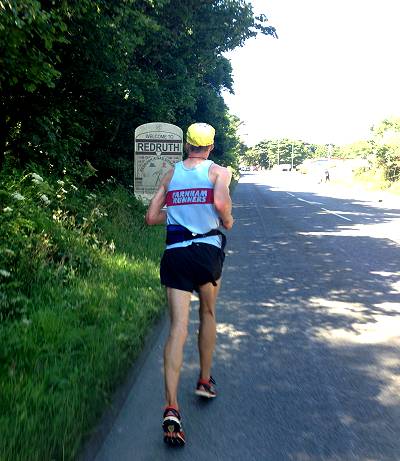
[0,0,277,179]
[0,0,69,168]
[371,117,400,181]
[338,140,373,159]
[244,138,312,169]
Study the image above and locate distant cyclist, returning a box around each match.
[146,123,234,446]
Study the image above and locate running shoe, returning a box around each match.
[162,406,186,447]
[195,376,217,398]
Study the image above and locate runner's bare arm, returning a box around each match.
[212,166,234,230]
[145,169,173,225]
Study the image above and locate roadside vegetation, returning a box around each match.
[243,116,400,193]
[0,1,276,459]
[0,167,166,460]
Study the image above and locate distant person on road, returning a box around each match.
[325,169,330,182]
[146,122,234,447]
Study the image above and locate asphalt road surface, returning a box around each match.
[91,171,400,461]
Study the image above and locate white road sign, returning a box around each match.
[134,122,183,197]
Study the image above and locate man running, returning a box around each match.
[145,122,234,447]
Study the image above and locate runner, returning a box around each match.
[145,122,234,447]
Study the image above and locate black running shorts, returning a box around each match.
[160,242,225,293]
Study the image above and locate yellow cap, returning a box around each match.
[186,123,215,147]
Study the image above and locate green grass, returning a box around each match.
[0,169,166,460]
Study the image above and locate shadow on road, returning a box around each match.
[180,179,400,460]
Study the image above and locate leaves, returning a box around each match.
[0,0,277,177]
[371,117,400,181]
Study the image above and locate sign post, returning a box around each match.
[134,122,183,200]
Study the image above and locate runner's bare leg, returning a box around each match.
[198,279,221,380]
[164,287,191,409]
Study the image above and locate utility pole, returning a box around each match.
[291,142,294,170]
[277,141,280,166]
[327,143,332,160]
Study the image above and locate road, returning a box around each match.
[90,171,400,461]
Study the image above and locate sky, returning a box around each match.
[223,0,400,147]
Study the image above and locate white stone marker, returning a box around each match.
[134,122,183,200]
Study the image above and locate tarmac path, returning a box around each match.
[90,171,400,461]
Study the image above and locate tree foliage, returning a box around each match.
[338,140,373,160]
[244,139,318,169]
[370,117,400,181]
[0,0,277,180]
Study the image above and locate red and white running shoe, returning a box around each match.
[162,406,185,447]
[195,376,217,398]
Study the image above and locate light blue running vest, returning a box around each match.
[165,160,221,249]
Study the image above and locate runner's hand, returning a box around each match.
[221,215,234,230]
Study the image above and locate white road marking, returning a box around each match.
[297,197,323,205]
[285,192,353,222]
[320,207,353,222]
